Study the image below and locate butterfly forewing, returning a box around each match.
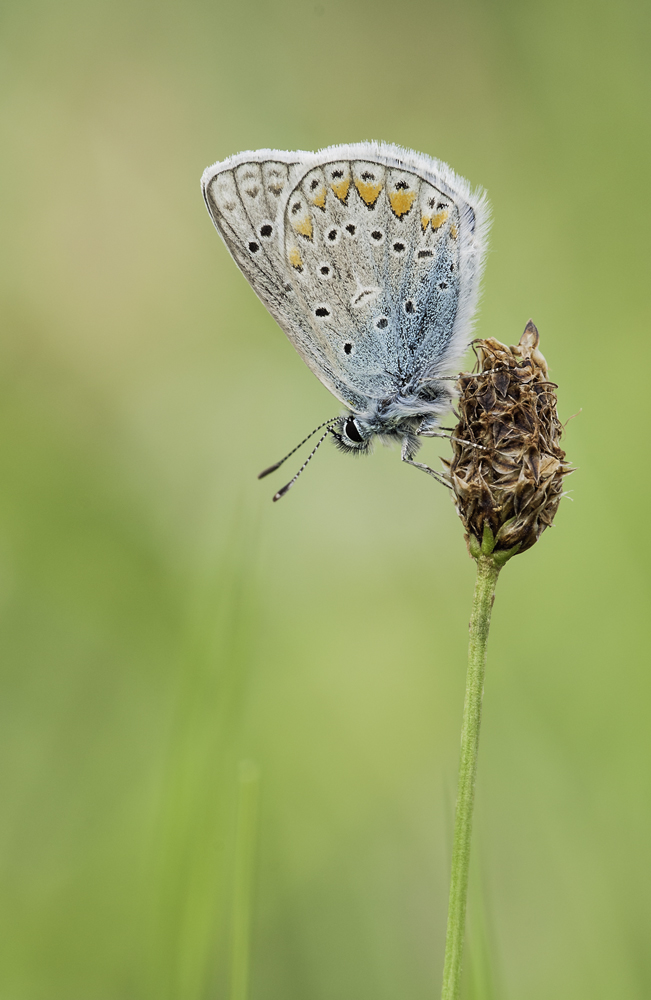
[202,151,370,411]
[202,155,299,322]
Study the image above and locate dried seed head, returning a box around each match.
[445,321,572,564]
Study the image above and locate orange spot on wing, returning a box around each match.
[330,179,350,202]
[450,223,458,239]
[354,179,383,206]
[288,247,303,270]
[310,187,326,208]
[292,216,313,239]
[431,209,449,230]
[388,189,416,217]
[421,214,431,231]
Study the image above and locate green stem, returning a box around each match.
[441,554,501,1000]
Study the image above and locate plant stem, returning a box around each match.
[441,554,501,1000]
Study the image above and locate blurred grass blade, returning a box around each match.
[466,859,499,1000]
[147,517,261,1000]
[230,761,260,1000]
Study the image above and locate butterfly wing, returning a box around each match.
[279,142,490,406]
[202,143,489,414]
[201,150,370,411]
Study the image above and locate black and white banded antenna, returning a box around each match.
[271,427,334,501]
[257,418,338,479]
[257,418,338,501]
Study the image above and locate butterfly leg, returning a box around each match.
[419,429,486,450]
[418,429,451,439]
[400,439,451,489]
[418,420,485,450]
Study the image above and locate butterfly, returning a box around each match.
[201,143,490,499]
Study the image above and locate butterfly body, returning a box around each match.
[201,143,490,483]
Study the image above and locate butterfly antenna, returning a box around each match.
[258,419,338,479]
[272,428,333,502]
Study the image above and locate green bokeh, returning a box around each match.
[1,0,649,997]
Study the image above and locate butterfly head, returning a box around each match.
[330,414,375,455]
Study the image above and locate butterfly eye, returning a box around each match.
[344,417,364,443]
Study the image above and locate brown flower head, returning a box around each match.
[446,321,572,565]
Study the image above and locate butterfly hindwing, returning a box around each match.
[281,145,489,407]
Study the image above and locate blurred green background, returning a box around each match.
[1,0,649,997]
